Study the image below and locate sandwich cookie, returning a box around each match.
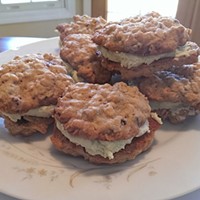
[0,53,74,136]
[51,82,161,164]
[92,12,199,80]
[138,63,200,123]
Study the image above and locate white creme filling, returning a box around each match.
[150,112,163,125]
[3,105,55,122]
[99,43,195,68]
[56,119,150,160]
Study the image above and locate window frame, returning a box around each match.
[91,0,107,19]
[0,0,76,24]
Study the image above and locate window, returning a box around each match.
[107,0,179,21]
[0,0,76,24]
[1,0,57,3]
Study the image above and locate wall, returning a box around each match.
[0,0,83,38]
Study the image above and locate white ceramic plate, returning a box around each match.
[0,38,200,200]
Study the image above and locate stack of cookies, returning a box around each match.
[1,11,199,165]
[51,12,200,164]
[91,11,200,124]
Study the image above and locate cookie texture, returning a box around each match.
[138,63,200,123]
[54,82,151,141]
[56,15,106,43]
[0,53,74,114]
[4,116,53,136]
[92,12,191,55]
[51,118,160,164]
[57,15,111,84]
[139,63,200,105]
[60,34,111,83]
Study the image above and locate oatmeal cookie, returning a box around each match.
[51,82,161,164]
[138,63,200,123]
[56,15,106,43]
[0,53,74,135]
[60,34,111,83]
[92,11,191,55]
[92,12,198,79]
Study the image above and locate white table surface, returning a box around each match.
[1,189,200,200]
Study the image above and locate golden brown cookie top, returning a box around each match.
[54,82,151,141]
[60,34,111,83]
[56,15,106,42]
[60,34,97,67]
[139,63,200,106]
[0,53,74,113]
[92,12,191,55]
